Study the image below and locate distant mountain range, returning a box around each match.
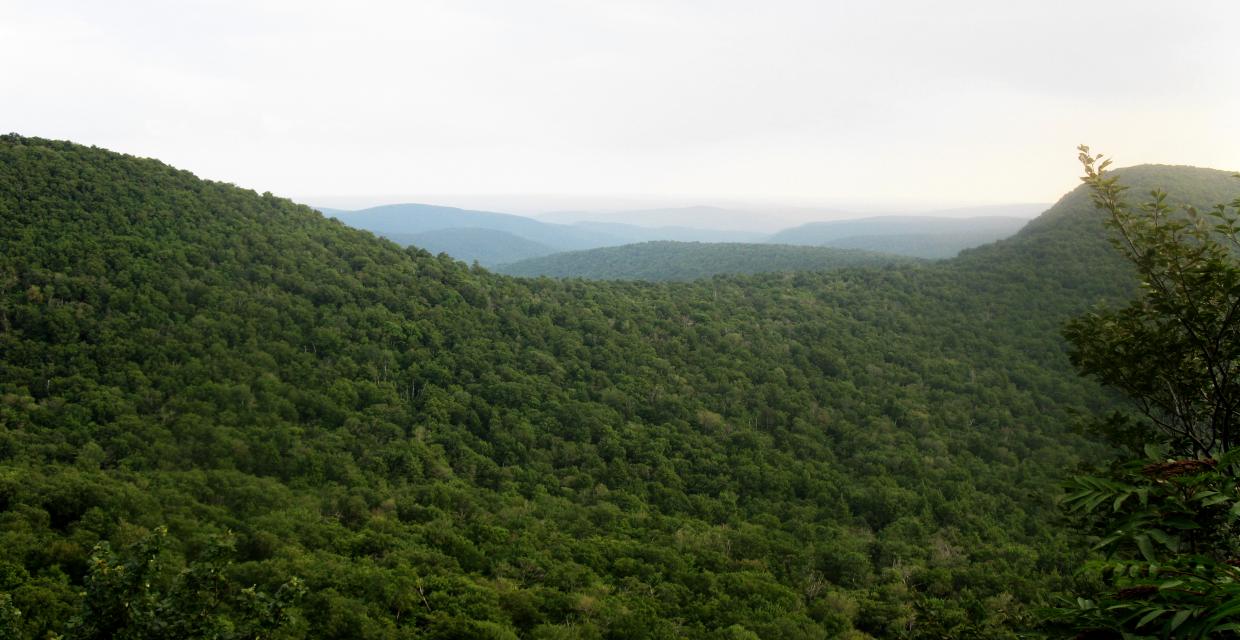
[325,204,620,257]
[322,202,1050,271]
[322,203,773,266]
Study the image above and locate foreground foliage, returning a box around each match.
[1054,449,1240,637]
[1046,149,1240,637]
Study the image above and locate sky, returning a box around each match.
[3,0,1239,216]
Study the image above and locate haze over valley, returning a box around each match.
[322,202,1045,271]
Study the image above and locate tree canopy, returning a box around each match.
[2,135,1240,638]
[1065,147,1240,457]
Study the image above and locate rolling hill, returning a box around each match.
[497,241,917,281]
[3,135,1239,638]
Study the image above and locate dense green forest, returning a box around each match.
[496,242,916,281]
[2,135,1239,638]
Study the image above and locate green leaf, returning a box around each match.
[1085,491,1113,513]
[1135,534,1156,562]
[1161,516,1202,530]
[1136,608,1166,628]
[1169,608,1191,631]
[1146,529,1178,551]
[1204,599,1240,624]
[1201,494,1229,507]
[1218,448,1240,467]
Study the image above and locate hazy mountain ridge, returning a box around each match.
[326,202,625,252]
[325,203,771,265]
[330,202,1042,270]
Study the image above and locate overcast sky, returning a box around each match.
[4,0,1239,214]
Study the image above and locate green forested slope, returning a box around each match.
[2,135,1237,639]
[496,241,916,281]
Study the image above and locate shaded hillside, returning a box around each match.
[497,241,916,281]
[768,216,1030,258]
[3,135,1237,639]
[392,227,556,266]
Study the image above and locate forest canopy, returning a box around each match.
[2,135,1240,638]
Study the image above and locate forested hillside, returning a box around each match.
[2,135,1238,639]
[497,241,916,281]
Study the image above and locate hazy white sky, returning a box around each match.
[4,0,1238,212]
